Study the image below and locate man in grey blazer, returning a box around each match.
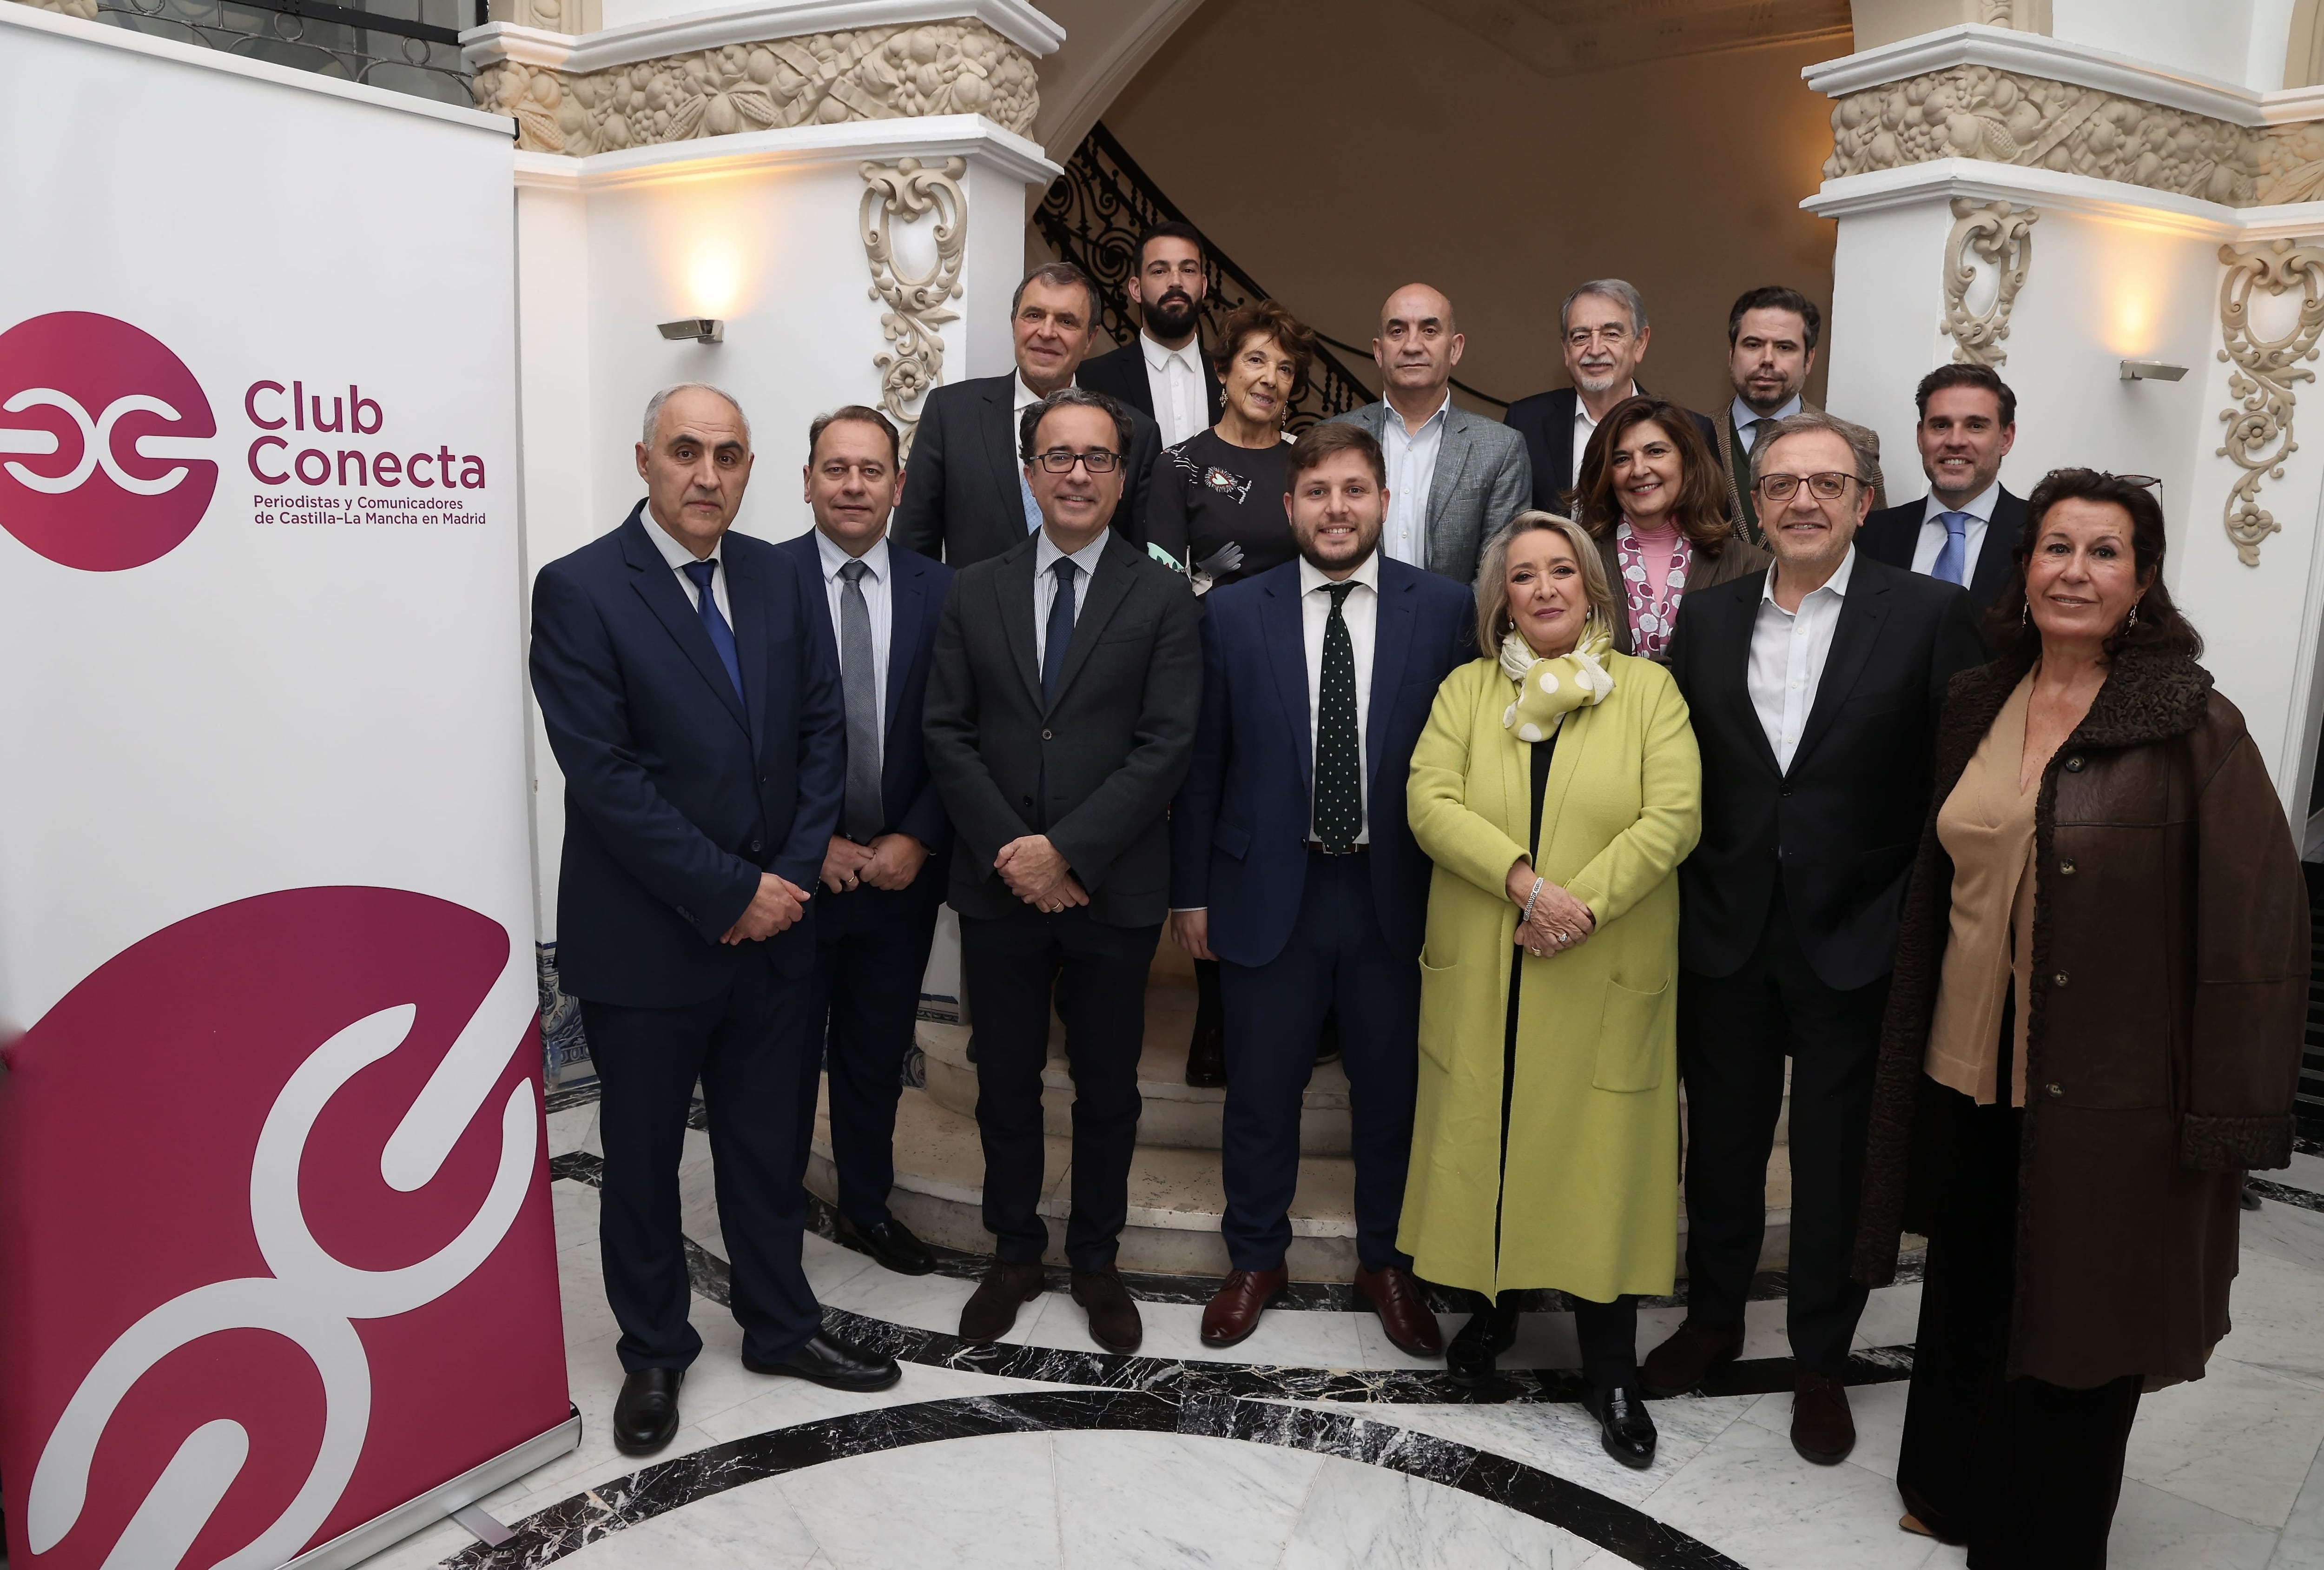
[1328,283,1531,589]
[923,385,1202,1358]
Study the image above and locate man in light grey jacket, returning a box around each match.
[1328,283,1532,589]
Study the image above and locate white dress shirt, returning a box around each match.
[1141,332,1207,449]
[1572,380,1641,486]
[1748,546,1856,774]
[1032,528,1110,668]
[1909,480,2001,585]
[1015,371,1076,535]
[1730,393,1803,452]
[815,529,892,754]
[1300,551,1380,843]
[1381,391,1450,569]
[646,508,733,625]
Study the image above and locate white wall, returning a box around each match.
[2051,0,2293,92]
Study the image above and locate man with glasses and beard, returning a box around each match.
[1079,221,1223,450]
[924,386,1202,1357]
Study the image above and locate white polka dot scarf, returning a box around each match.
[1498,620,1615,743]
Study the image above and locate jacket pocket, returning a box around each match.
[1417,949,1459,1072]
[1592,973,1670,1093]
[1212,820,1251,860]
[1855,840,1916,891]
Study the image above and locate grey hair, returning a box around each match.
[1749,409,1878,487]
[1017,385,1134,463]
[1473,509,1615,655]
[641,383,750,449]
[1559,278,1649,336]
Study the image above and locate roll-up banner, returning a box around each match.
[0,8,574,1567]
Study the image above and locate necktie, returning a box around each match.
[1041,557,1079,709]
[680,559,743,702]
[1932,510,1970,586]
[1019,468,1043,534]
[1747,417,1780,451]
[1313,581,1362,853]
[836,559,883,842]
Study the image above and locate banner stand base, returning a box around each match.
[279,1406,583,1570]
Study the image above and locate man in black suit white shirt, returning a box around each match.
[1076,220,1222,448]
[1856,363,2023,625]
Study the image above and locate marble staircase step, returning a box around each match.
[808,1080,1795,1281]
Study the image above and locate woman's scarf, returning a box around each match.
[1498,619,1615,743]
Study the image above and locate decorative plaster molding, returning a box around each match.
[859,156,964,454]
[1805,24,2266,126]
[470,17,1036,155]
[508,113,1056,192]
[2216,239,2324,567]
[13,0,98,22]
[1800,157,2324,244]
[462,0,1060,76]
[1941,197,2035,365]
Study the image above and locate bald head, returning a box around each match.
[1373,282,1464,417]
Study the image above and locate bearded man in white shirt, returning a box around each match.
[1078,220,1223,449]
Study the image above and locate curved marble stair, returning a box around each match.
[806,941,1792,1279]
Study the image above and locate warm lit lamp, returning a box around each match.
[658,318,724,344]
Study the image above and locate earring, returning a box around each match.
[2021,600,2030,628]
[2126,599,2141,631]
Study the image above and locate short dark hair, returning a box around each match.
[806,404,900,466]
[1575,394,1734,553]
[1990,469,2199,660]
[1727,285,1823,351]
[1010,260,1101,325]
[1137,220,1205,269]
[1915,363,2017,427]
[1018,385,1134,464]
[1212,300,1315,401]
[1287,422,1386,492]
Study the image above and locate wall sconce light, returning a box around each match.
[658,318,724,344]
[2119,359,2186,381]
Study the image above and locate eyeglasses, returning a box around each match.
[1565,326,1631,350]
[1030,449,1122,474]
[1755,471,1861,503]
[2109,473,2161,490]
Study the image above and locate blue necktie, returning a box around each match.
[1932,510,1970,586]
[681,559,744,702]
[1041,557,1079,709]
[1019,468,1043,534]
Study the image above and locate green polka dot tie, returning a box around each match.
[1314,580,1362,853]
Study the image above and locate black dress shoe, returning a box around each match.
[842,1214,936,1276]
[612,1366,684,1456]
[1445,1303,1519,1388]
[1184,1020,1226,1088]
[1585,1381,1658,1469]
[1315,1011,1341,1065]
[744,1329,902,1392]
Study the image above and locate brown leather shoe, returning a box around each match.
[1354,1265,1443,1355]
[1642,1319,1743,1397]
[1201,1267,1288,1347]
[1071,1267,1144,1353]
[958,1259,1044,1342]
[1791,1371,1856,1464]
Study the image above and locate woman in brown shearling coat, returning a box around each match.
[1851,469,2308,1567]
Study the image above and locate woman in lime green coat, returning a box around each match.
[1401,510,1701,1467]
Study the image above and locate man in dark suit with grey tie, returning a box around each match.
[530,384,900,1460]
[892,261,1163,567]
[923,386,1201,1356]
[776,405,952,1280]
[1856,363,2024,628]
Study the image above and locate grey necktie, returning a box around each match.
[1748,417,1780,452]
[837,559,883,842]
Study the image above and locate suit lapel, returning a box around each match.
[1789,567,1891,773]
[1047,537,1136,710]
[1425,412,1473,538]
[996,544,1043,709]
[1262,574,1314,794]
[1365,570,1417,793]
[885,554,928,751]
[621,511,750,737]
[981,380,1026,543]
[724,544,769,756]
[1719,582,1783,778]
[1970,490,2021,606]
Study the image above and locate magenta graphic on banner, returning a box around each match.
[0,311,219,571]
[0,887,569,1568]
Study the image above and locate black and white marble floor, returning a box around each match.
[350,1096,2324,1570]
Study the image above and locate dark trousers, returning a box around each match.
[581,953,822,1371]
[1218,848,1419,1273]
[961,905,1159,1271]
[1901,1082,2141,1567]
[799,880,942,1227]
[1678,887,1886,1374]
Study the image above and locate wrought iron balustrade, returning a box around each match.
[88,0,478,108]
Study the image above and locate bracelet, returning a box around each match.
[1521,877,1545,921]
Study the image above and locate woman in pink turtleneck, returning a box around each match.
[1572,395,1769,662]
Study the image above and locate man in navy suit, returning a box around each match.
[776,405,953,1279]
[1855,363,2024,630]
[1169,423,1472,1355]
[530,384,900,1459]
